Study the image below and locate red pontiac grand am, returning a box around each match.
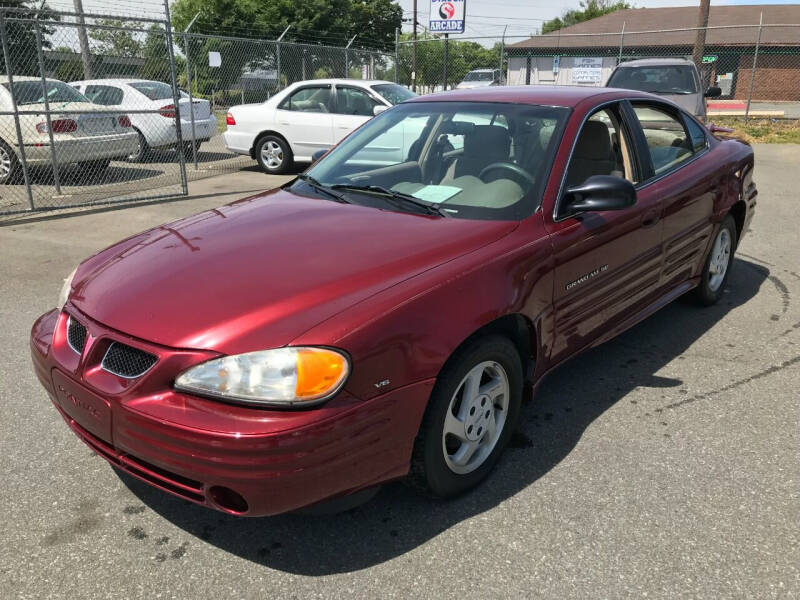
[31,86,757,516]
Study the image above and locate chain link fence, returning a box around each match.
[397,24,800,120]
[0,6,396,216]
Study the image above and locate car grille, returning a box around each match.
[66,317,87,354]
[101,342,157,378]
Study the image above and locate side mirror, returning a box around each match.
[562,175,636,216]
[311,149,327,164]
[704,86,722,98]
[373,105,388,116]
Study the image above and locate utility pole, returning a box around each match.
[412,0,417,92]
[72,0,92,79]
[691,0,711,67]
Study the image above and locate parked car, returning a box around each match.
[0,76,137,184]
[456,68,505,89]
[606,58,721,119]
[32,86,756,516]
[223,79,416,174]
[71,79,217,162]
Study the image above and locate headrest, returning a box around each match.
[464,125,510,159]
[574,120,612,160]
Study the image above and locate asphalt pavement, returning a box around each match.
[0,144,798,599]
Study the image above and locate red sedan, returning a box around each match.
[31,86,756,516]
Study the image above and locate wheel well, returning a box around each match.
[729,200,746,246]
[250,130,290,159]
[446,314,537,386]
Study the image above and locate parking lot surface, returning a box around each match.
[0,145,798,599]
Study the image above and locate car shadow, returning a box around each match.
[118,257,769,575]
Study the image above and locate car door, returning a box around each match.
[630,101,717,291]
[545,101,665,364]
[274,84,334,160]
[331,85,380,144]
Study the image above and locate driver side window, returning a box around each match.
[565,106,635,189]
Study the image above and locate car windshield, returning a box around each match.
[3,80,89,105]
[371,83,416,105]
[607,65,698,95]
[464,71,494,82]
[298,101,569,221]
[129,81,173,100]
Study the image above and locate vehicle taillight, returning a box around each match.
[159,104,176,118]
[118,115,131,128]
[226,112,236,126]
[35,118,78,134]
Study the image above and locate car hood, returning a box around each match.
[70,188,517,354]
[655,93,701,115]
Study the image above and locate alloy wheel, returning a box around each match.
[441,361,510,475]
[261,140,283,169]
[708,228,732,292]
[0,144,12,181]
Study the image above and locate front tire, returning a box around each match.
[255,135,292,174]
[408,335,523,498]
[694,214,737,306]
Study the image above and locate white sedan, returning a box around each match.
[72,79,217,162]
[223,79,416,174]
[0,76,137,184]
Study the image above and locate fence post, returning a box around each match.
[443,34,449,91]
[345,34,357,78]
[395,27,399,83]
[0,11,34,209]
[618,21,626,64]
[182,13,200,170]
[161,1,188,196]
[745,13,763,122]
[276,25,291,91]
[33,18,62,195]
[500,25,507,83]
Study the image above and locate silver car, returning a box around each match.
[606,58,721,119]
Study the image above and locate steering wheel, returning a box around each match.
[479,162,536,186]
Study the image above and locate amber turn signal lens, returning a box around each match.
[295,348,348,400]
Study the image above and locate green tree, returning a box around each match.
[139,24,180,83]
[0,0,58,76]
[542,0,631,34]
[89,19,143,57]
[51,45,84,82]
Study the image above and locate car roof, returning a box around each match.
[408,85,656,108]
[285,79,394,87]
[615,58,694,68]
[0,75,66,83]
[70,78,165,86]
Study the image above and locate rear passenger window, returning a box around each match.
[632,105,693,175]
[684,116,707,152]
[279,86,332,113]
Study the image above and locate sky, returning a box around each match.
[395,0,800,41]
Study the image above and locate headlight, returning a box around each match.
[174,347,350,407]
[57,267,77,311]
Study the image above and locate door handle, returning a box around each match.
[641,209,661,228]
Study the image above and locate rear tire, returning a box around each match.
[127,130,149,163]
[693,214,737,306]
[0,139,21,184]
[255,135,292,174]
[408,335,523,498]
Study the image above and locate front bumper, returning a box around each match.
[31,308,432,516]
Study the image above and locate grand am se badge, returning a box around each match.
[565,264,609,290]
